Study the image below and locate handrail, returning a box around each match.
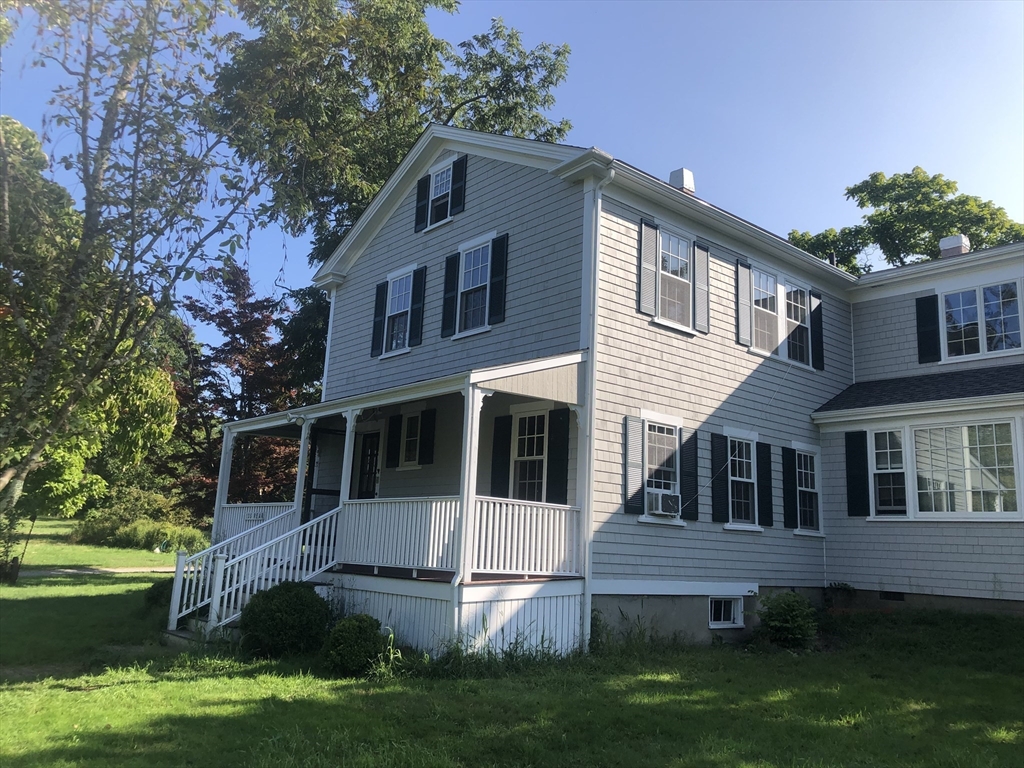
[207,506,342,628]
[168,505,297,631]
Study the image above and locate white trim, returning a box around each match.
[792,529,826,539]
[378,347,412,361]
[708,596,745,629]
[590,579,759,596]
[794,445,823,534]
[460,578,584,602]
[812,393,1023,428]
[320,288,336,403]
[938,278,1023,363]
[508,407,550,503]
[640,409,686,428]
[510,400,556,415]
[653,226,695,332]
[723,522,763,533]
[399,410,423,469]
[385,262,418,282]
[637,515,687,528]
[459,230,498,252]
[722,425,758,441]
[451,325,491,341]
[470,351,586,383]
[420,217,454,235]
[652,317,695,335]
[337,573,452,601]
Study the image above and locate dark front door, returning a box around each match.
[355,432,381,499]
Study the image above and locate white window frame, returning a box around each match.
[747,264,816,370]
[509,404,549,503]
[708,596,744,629]
[399,411,422,470]
[870,429,908,516]
[636,410,687,525]
[866,415,1023,522]
[380,265,416,358]
[452,232,495,340]
[655,228,694,332]
[721,426,760,530]
[940,278,1023,362]
[423,158,455,231]
[795,449,820,532]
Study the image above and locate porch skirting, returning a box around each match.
[322,573,584,656]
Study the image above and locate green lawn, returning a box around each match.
[1,529,1021,767]
[16,517,178,571]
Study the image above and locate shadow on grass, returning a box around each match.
[2,639,1021,768]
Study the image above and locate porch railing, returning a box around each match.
[168,505,296,631]
[215,502,295,543]
[336,497,460,571]
[472,497,581,577]
[207,506,342,629]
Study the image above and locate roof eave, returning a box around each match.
[811,391,1023,428]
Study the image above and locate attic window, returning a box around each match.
[415,155,467,232]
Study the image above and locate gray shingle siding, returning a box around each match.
[323,155,584,401]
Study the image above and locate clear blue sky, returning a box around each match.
[2,0,1021,294]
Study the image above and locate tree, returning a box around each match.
[213,0,572,391]
[790,167,1024,271]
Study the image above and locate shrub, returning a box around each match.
[239,582,331,658]
[322,614,387,677]
[756,590,818,650]
[71,486,204,552]
[144,578,176,610]
[106,519,208,554]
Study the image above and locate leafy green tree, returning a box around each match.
[790,167,1024,271]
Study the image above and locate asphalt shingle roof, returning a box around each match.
[814,363,1024,413]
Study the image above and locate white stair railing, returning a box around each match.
[168,505,297,631]
[206,506,342,629]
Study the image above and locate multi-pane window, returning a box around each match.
[944,282,1021,358]
[709,597,743,628]
[459,243,490,332]
[752,270,778,354]
[729,438,755,523]
[873,431,907,515]
[430,165,453,226]
[513,413,546,502]
[384,271,413,353]
[659,232,691,327]
[646,423,680,516]
[786,286,810,365]
[914,423,1017,514]
[796,451,819,531]
[401,414,420,468]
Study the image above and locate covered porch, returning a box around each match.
[207,352,588,586]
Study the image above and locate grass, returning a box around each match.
[15,517,177,571]
[1,527,1021,767]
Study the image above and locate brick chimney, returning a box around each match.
[939,234,971,258]
[669,167,695,195]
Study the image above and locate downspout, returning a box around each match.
[581,167,615,650]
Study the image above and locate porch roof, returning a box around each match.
[225,351,586,435]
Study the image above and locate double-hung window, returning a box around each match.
[659,231,692,328]
[415,156,467,232]
[384,270,413,354]
[786,285,811,365]
[442,233,508,339]
[512,411,546,502]
[646,423,681,517]
[729,438,756,524]
[796,451,819,531]
[401,413,421,468]
[752,270,779,354]
[872,430,907,515]
[460,241,490,333]
[943,281,1021,359]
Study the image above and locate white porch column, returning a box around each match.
[454,385,486,583]
[338,408,361,503]
[212,427,236,543]
[292,417,315,513]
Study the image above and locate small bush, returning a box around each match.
[144,578,175,610]
[239,582,331,658]
[322,614,387,677]
[107,518,208,553]
[71,487,206,552]
[756,590,818,650]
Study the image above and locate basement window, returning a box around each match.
[709,597,744,629]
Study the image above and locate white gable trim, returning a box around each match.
[312,125,586,289]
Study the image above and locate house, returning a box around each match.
[168,125,1024,653]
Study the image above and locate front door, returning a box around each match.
[355,432,381,499]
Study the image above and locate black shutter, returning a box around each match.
[449,155,467,215]
[418,409,436,466]
[736,261,752,346]
[414,176,430,232]
[370,281,388,358]
[441,253,460,338]
[545,408,570,505]
[490,415,513,497]
[679,428,699,521]
[488,233,508,325]
[810,290,825,371]
[756,442,774,527]
[845,431,871,517]
[408,266,427,347]
[624,416,644,514]
[694,243,710,334]
[916,295,942,364]
[638,219,658,316]
[385,414,403,468]
[711,432,730,523]
[782,447,798,529]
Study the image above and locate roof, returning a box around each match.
[814,363,1024,414]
